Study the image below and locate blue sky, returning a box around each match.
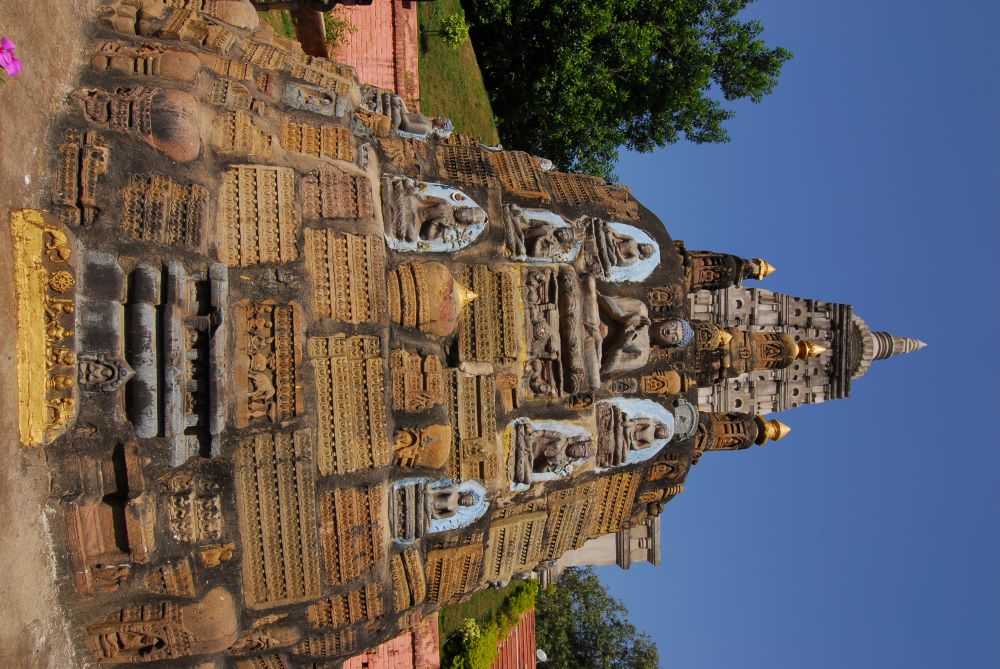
[597,2,1000,667]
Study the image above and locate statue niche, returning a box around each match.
[698,328,826,384]
[503,204,580,263]
[508,418,594,487]
[381,177,488,252]
[580,217,659,282]
[361,87,453,139]
[596,398,676,468]
[391,478,488,543]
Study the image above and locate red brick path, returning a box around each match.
[491,610,537,669]
[329,0,420,104]
[341,614,441,669]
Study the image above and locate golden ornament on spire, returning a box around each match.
[754,417,792,445]
[717,328,734,347]
[752,259,777,280]
[796,340,827,359]
[453,281,478,311]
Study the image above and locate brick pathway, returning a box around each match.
[329,0,420,104]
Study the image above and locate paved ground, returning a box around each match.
[0,1,93,667]
[328,0,420,103]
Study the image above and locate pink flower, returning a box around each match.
[0,36,23,77]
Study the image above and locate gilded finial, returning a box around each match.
[452,282,478,311]
[717,328,733,347]
[754,417,792,445]
[752,259,776,280]
[796,340,827,359]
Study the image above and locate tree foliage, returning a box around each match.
[464,0,792,178]
[441,580,538,669]
[535,568,659,669]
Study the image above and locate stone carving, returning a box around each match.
[522,267,588,397]
[304,230,385,325]
[211,109,275,158]
[229,625,301,654]
[165,469,223,544]
[646,284,686,313]
[11,210,78,446]
[91,39,202,81]
[674,241,774,292]
[390,547,426,612]
[647,458,689,482]
[580,218,659,282]
[163,0,261,30]
[220,165,299,266]
[388,262,470,337]
[445,368,500,484]
[282,119,355,162]
[76,86,201,162]
[234,301,303,427]
[54,130,109,226]
[292,630,357,659]
[360,88,452,139]
[201,53,255,81]
[62,442,154,594]
[426,543,485,605]
[240,37,295,70]
[381,177,487,251]
[122,174,208,249]
[640,369,685,395]
[509,418,594,486]
[199,543,235,567]
[308,335,388,475]
[670,397,700,441]
[390,349,444,412]
[503,205,580,263]
[592,472,641,536]
[284,81,352,118]
[490,150,551,201]
[235,656,291,669]
[207,78,253,109]
[289,62,354,95]
[160,8,237,54]
[483,501,547,584]
[306,584,384,628]
[393,425,452,469]
[458,265,521,364]
[543,481,600,560]
[378,136,428,175]
[435,144,493,186]
[84,587,239,664]
[320,485,385,585]
[236,431,321,608]
[78,353,134,392]
[545,171,639,220]
[596,398,675,468]
[392,478,489,542]
[301,167,373,221]
[98,0,165,36]
[144,559,196,597]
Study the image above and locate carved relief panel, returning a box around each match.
[234,301,303,427]
[220,165,299,266]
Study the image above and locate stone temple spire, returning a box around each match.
[871,332,928,360]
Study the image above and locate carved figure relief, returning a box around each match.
[508,418,594,487]
[580,218,659,282]
[220,165,299,266]
[236,431,320,608]
[381,177,488,252]
[393,425,452,470]
[284,82,351,118]
[234,301,303,427]
[11,210,79,446]
[54,130,109,226]
[392,478,488,542]
[78,353,134,392]
[166,469,223,544]
[389,349,444,412]
[122,173,208,249]
[308,335,388,475]
[503,205,580,263]
[595,398,675,469]
[304,230,385,324]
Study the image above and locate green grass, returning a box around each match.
[258,10,296,39]
[417,0,500,144]
[438,581,522,646]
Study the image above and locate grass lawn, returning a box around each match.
[257,10,296,39]
[437,582,521,646]
[417,0,500,144]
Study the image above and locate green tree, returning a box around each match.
[464,0,791,178]
[536,568,659,669]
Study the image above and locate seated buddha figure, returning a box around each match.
[580,217,658,281]
[510,418,594,485]
[596,399,676,468]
